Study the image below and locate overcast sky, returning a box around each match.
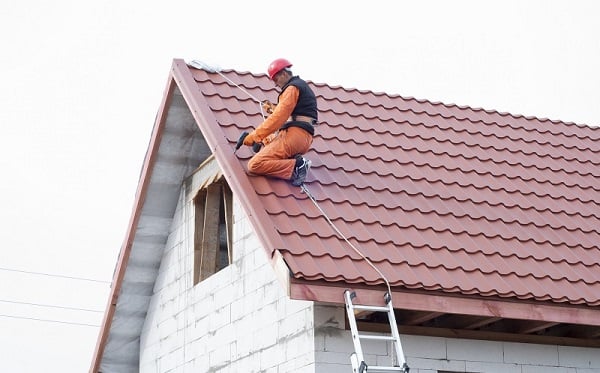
[1,1,598,371]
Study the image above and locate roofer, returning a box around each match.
[241,58,317,186]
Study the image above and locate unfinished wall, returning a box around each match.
[137,183,600,373]
[138,185,317,372]
[312,303,600,373]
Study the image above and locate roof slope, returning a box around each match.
[185,61,600,310]
[93,58,600,371]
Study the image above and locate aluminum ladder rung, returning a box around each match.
[363,366,405,372]
[357,334,397,341]
[352,304,390,313]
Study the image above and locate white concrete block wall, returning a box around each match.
[311,301,600,373]
[139,189,317,372]
[398,335,600,373]
[138,184,600,373]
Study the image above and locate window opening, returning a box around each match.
[193,181,233,284]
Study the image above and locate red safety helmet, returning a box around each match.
[267,58,292,80]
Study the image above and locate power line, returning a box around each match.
[0,299,103,313]
[0,267,111,284]
[0,314,100,328]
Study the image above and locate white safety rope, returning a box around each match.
[214,70,267,120]
[189,60,266,119]
[300,184,393,298]
[192,58,400,366]
[300,184,401,367]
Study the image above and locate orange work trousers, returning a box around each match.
[247,126,313,180]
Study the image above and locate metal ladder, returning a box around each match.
[344,290,409,373]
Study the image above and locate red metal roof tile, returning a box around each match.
[186,62,600,308]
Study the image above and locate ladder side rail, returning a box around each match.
[344,290,367,371]
[386,298,407,369]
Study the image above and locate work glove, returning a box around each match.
[261,100,276,115]
[244,132,263,153]
[243,131,258,146]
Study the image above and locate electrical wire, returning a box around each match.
[0,314,99,328]
[0,266,110,284]
[0,268,108,328]
[0,299,103,313]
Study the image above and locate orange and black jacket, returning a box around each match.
[282,76,317,122]
[245,76,317,145]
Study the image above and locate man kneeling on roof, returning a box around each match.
[242,58,317,186]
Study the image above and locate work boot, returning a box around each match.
[292,157,311,186]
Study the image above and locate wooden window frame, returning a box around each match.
[193,181,233,284]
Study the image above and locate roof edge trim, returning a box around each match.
[271,250,291,296]
[290,283,600,327]
[89,71,178,373]
[170,58,292,286]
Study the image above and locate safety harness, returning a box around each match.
[279,76,318,136]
